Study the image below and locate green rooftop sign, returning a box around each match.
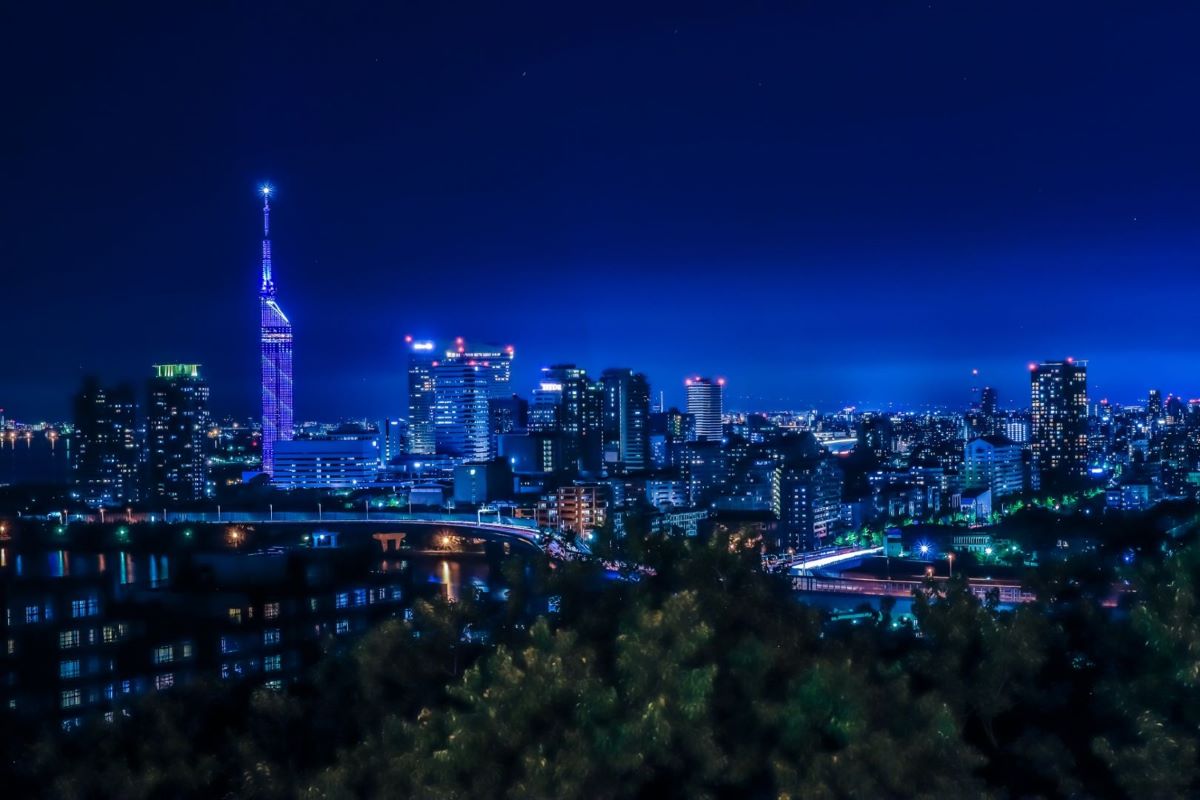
[153,364,201,379]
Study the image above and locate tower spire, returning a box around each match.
[260,183,275,297]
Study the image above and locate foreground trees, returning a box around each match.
[6,527,1200,798]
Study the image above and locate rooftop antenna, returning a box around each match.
[259,183,275,297]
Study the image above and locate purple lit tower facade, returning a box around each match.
[258,185,294,476]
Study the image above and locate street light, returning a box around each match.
[947,552,955,578]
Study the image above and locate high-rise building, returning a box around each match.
[778,455,843,551]
[407,338,514,459]
[1147,389,1163,423]
[258,185,294,476]
[600,368,651,474]
[980,386,998,418]
[452,339,514,398]
[488,395,527,439]
[73,377,140,506]
[529,364,599,472]
[406,338,439,455]
[964,435,1024,498]
[433,359,492,462]
[379,418,404,466]
[1030,359,1088,489]
[146,364,211,502]
[686,376,724,442]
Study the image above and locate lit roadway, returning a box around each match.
[48,511,564,553]
[762,545,883,575]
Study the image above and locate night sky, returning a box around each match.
[5,2,1200,421]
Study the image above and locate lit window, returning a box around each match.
[263,602,280,620]
[61,689,82,708]
[155,673,174,690]
[24,605,39,624]
[59,630,80,649]
[153,645,174,665]
[335,593,349,609]
[71,597,99,618]
[60,659,81,679]
[264,654,281,672]
[335,619,350,634]
[263,629,281,646]
[228,608,242,624]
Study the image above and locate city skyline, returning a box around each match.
[6,4,1200,419]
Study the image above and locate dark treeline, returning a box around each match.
[3,522,1200,799]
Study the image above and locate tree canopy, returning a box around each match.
[5,526,1200,799]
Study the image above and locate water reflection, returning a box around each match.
[440,559,459,603]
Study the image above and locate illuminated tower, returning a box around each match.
[686,376,724,442]
[258,184,294,476]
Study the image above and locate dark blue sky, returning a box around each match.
[4,2,1199,420]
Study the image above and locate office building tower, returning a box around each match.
[1147,389,1163,423]
[451,339,514,398]
[406,339,439,455]
[686,376,724,442]
[146,364,211,502]
[380,418,404,466]
[964,435,1024,498]
[601,368,651,474]
[489,394,527,438]
[433,359,492,461]
[1030,359,1089,488]
[73,378,139,506]
[529,364,598,471]
[980,386,998,418]
[407,338,513,458]
[258,185,294,477]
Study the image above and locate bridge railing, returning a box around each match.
[52,510,545,533]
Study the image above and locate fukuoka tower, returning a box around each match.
[257,184,293,476]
